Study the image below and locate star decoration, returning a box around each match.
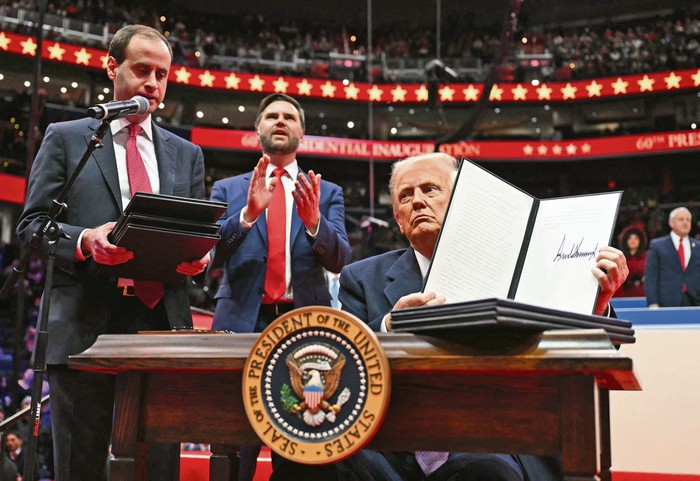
[511,84,528,101]
[296,79,313,95]
[321,81,337,98]
[566,144,577,155]
[272,77,289,93]
[523,144,534,155]
[344,83,360,100]
[368,85,384,102]
[489,84,503,101]
[612,77,628,94]
[536,84,553,100]
[199,70,215,87]
[581,143,592,154]
[415,85,429,102]
[463,84,480,101]
[391,85,407,102]
[224,73,240,89]
[48,42,66,60]
[537,145,548,155]
[20,37,37,56]
[637,75,654,92]
[0,32,11,50]
[174,67,191,84]
[74,47,92,66]
[100,54,109,69]
[561,83,577,100]
[439,85,455,102]
[585,80,603,97]
[249,75,265,92]
[664,72,681,89]
[692,69,700,87]
[552,145,563,155]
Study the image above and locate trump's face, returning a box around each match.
[392,157,455,258]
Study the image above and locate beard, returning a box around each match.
[260,133,300,155]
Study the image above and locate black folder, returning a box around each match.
[96,193,227,284]
[390,298,635,345]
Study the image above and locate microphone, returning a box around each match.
[86,96,150,120]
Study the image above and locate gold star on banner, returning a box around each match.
[199,70,215,87]
[489,84,503,101]
[415,85,429,102]
[637,75,654,92]
[561,83,577,100]
[47,42,65,60]
[552,145,563,155]
[296,79,312,96]
[566,144,577,155]
[321,81,337,98]
[581,143,592,154]
[175,67,191,84]
[511,84,528,101]
[664,72,681,89]
[74,48,92,66]
[439,85,455,102]
[344,83,360,100]
[537,145,548,155]
[0,32,10,50]
[224,73,240,89]
[586,80,602,97]
[536,84,553,100]
[391,85,407,102]
[272,77,289,93]
[249,75,265,92]
[368,85,384,102]
[523,145,534,155]
[100,54,109,69]
[463,84,480,101]
[20,37,37,56]
[612,77,628,94]
[692,69,700,87]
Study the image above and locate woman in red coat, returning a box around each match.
[618,225,648,297]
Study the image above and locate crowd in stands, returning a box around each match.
[1,1,699,81]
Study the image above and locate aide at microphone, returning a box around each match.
[86,95,150,120]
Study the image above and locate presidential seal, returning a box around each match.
[242,306,391,464]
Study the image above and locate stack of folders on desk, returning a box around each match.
[390,298,635,345]
[97,193,227,284]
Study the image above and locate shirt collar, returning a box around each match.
[266,160,299,180]
[110,115,153,141]
[413,249,431,280]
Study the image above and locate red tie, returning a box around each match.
[263,168,287,302]
[678,237,686,271]
[126,123,164,309]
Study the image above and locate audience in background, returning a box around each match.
[618,225,648,297]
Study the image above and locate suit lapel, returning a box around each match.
[152,123,177,195]
[688,239,700,269]
[384,248,423,307]
[290,171,307,250]
[86,121,122,211]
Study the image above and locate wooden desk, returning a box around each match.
[69,329,639,481]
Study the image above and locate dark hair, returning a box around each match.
[108,24,173,64]
[618,225,647,256]
[254,94,305,131]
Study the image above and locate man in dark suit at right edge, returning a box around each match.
[645,206,700,307]
[336,152,630,481]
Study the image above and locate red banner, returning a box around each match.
[191,128,700,161]
[1,30,699,103]
[0,173,26,204]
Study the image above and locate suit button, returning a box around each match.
[262,256,267,261]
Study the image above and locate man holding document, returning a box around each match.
[338,152,629,480]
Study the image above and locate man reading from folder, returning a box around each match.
[338,152,629,481]
[17,24,208,481]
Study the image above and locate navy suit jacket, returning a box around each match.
[17,117,204,364]
[339,247,563,481]
[644,235,700,306]
[210,169,351,332]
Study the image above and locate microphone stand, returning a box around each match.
[0,119,112,481]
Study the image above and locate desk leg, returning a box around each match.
[111,372,149,481]
[598,389,612,481]
[561,376,600,481]
[210,444,239,481]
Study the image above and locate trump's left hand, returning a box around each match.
[177,252,210,277]
[592,246,629,316]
